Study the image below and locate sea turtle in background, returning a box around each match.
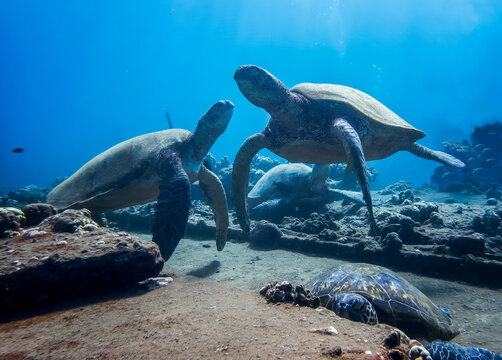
[47,100,234,261]
[247,163,369,221]
[231,65,465,235]
[307,263,459,341]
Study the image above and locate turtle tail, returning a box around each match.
[407,142,465,168]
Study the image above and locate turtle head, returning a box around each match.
[332,293,379,326]
[433,304,460,340]
[190,100,234,162]
[234,65,291,114]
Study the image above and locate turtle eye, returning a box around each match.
[351,298,365,312]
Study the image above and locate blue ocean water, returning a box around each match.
[1,0,502,192]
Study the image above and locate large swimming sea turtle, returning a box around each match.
[47,100,234,261]
[307,263,459,341]
[247,163,366,221]
[232,65,465,235]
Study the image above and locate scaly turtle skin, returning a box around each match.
[247,163,366,221]
[48,101,234,261]
[426,341,501,360]
[307,263,459,341]
[232,65,465,235]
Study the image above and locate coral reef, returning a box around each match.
[431,121,502,194]
[22,203,57,227]
[2,185,49,209]
[259,281,320,308]
[249,220,282,249]
[0,207,26,237]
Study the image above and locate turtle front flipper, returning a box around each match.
[332,118,378,235]
[232,132,267,233]
[198,164,229,251]
[250,198,292,222]
[407,142,465,168]
[152,150,191,261]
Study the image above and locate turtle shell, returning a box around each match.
[289,83,426,161]
[247,163,313,208]
[47,129,193,213]
[308,263,459,341]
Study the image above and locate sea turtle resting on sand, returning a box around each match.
[307,263,459,341]
[232,65,465,235]
[247,163,368,221]
[47,100,234,261]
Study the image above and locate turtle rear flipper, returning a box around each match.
[327,188,365,205]
[407,142,465,168]
[198,164,229,251]
[326,188,383,206]
[332,118,378,235]
[152,150,191,261]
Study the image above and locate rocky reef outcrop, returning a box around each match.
[1,185,50,209]
[431,121,502,194]
[0,207,164,315]
[238,183,502,287]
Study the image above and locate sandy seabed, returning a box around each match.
[163,236,502,353]
[1,235,501,359]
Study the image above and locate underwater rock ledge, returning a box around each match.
[0,208,164,316]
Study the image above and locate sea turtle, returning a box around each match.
[47,100,234,261]
[247,163,368,221]
[232,65,465,235]
[426,340,501,360]
[307,263,459,341]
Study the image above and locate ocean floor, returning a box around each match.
[1,236,501,359]
[2,184,502,358]
[0,270,400,360]
[156,234,502,353]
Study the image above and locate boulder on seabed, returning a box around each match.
[0,209,164,315]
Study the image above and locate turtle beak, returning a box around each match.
[234,65,262,82]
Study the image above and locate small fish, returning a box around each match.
[12,148,24,153]
[165,111,173,129]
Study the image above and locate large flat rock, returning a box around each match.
[0,209,164,315]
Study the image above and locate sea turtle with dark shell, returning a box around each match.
[48,100,234,261]
[232,65,465,235]
[426,340,502,360]
[307,263,459,342]
[247,163,367,221]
